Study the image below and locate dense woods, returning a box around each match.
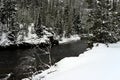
[0,0,120,79]
[87,0,120,43]
[0,0,119,43]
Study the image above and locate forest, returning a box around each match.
[0,0,119,45]
[0,0,120,80]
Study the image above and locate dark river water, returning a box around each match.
[0,39,88,79]
[51,40,88,63]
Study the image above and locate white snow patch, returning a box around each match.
[17,24,52,44]
[0,23,53,46]
[2,73,12,80]
[23,23,39,44]
[0,32,12,46]
[59,35,81,44]
[31,42,120,80]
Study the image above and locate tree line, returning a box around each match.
[0,0,120,43]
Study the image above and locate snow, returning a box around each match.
[2,73,12,80]
[59,35,81,44]
[0,23,81,46]
[0,32,12,46]
[31,42,120,80]
[22,24,51,44]
[23,23,39,44]
[19,24,53,44]
[0,24,53,46]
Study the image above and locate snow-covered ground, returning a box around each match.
[0,32,12,46]
[17,23,53,44]
[0,24,53,46]
[29,42,120,80]
[22,24,52,44]
[0,23,81,46]
[59,35,81,44]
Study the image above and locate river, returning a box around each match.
[0,39,88,80]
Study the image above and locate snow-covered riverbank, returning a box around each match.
[0,24,53,46]
[59,35,81,44]
[29,42,120,80]
[0,23,81,47]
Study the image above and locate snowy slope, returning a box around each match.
[31,42,120,80]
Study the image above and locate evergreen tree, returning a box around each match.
[0,0,18,42]
[35,14,44,38]
[73,14,82,34]
[87,0,119,43]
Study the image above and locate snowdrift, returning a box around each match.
[30,42,120,80]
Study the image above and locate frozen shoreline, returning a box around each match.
[30,42,120,80]
[59,35,81,44]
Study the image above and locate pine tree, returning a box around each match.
[73,14,82,34]
[35,14,44,38]
[0,0,18,42]
[87,0,119,43]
